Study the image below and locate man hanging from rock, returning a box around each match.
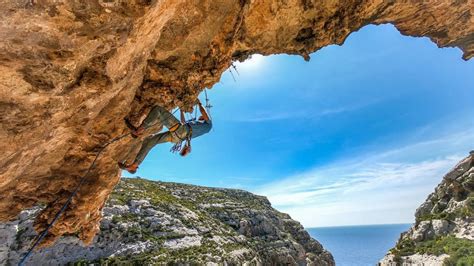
[119,99,212,174]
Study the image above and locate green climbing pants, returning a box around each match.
[133,106,189,165]
[141,105,179,130]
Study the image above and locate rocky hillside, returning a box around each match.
[380,152,474,266]
[1,1,474,246]
[0,178,334,265]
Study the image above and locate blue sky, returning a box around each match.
[124,24,474,227]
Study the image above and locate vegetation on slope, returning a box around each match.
[416,193,474,223]
[62,177,333,265]
[392,236,474,266]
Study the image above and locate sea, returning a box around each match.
[308,224,412,266]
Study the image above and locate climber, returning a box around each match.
[118,99,212,174]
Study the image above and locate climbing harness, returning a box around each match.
[170,89,212,154]
[170,124,192,155]
[18,108,179,266]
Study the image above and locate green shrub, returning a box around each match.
[417,193,474,223]
[391,236,474,265]
[415,236,474,266]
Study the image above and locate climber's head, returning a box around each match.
[180,145,191,157]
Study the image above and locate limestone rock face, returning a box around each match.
[380,153,474,265]
[0,0,473,246]
[0,178,334,265]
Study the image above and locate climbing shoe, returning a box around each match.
[131,126,145,138]
[118,162,139,174]
[125,119,144,138]
[124,118,137,131]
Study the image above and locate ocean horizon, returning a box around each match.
[308,223,412,266]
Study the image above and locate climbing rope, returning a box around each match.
[204,89,213,120]
[193,104,198,120]
[18,108,179,266]
[18,133,129,266]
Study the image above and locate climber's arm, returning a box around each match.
[180,110,186,124]
[198,100,210,122]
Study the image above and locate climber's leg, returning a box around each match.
[118,132,173,173]
[133,131,173,165]
[142,106,180,130]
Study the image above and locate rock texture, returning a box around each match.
[379,253,450,266]
[1,0,474,246]
[0,178,334,265]
[380,152,474,265]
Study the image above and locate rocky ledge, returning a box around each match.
[380,152,474,266]
[0,178,334,265]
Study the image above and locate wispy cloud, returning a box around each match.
[231,99,382,123]
[258,156,460,207]
[151,174,262,190]
[254,129,474,227]
[230,110,306,123]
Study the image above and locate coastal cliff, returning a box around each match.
[1,0,474,246]
[380,152,474,265]
[0,178,334,265]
